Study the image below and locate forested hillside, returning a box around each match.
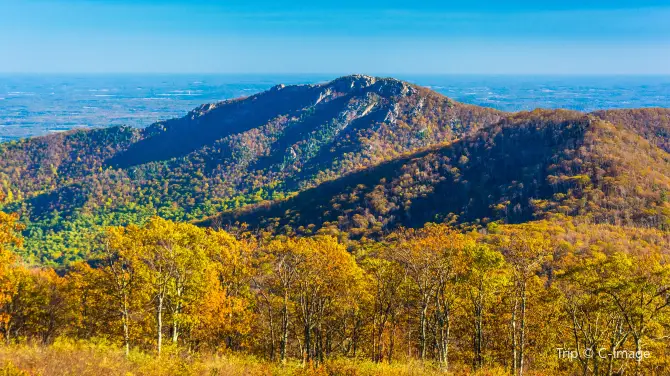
[1,76,670,375]
[212,109,670,236]
[3,76,669,265]
[1,203,670,375]
[0,75,502,263]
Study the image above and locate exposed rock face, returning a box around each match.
[328,74,377,91]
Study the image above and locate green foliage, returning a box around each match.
[0,76,504,264]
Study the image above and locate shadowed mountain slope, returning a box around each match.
[208,109,670,237]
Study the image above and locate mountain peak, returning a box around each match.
[323,75,415,97]
[328,74,377,88]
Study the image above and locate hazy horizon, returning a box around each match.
[2,73,669,142]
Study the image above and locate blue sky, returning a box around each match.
[1,0,669,74]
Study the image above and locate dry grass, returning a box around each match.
[0,339,517,376]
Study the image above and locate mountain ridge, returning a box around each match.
[205,109,670,237]
[0,75,668,262]
[0,75,504,262]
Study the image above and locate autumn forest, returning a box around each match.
[1,76,669,375]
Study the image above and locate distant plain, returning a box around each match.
[1,74,669,142]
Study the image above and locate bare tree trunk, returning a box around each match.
[372,316,378,362]
[473,288,484,370]
[352,321,358,357]
[606,347,614,376]
[374,312,386,362]
[267,304,276,361]
[316,324,324,364]
[171,282,182,344]
[171,305,179,344]
[511,292,518,376]
[634,336,642,376]
[474,313,483,369]
[440,308,451,370]
[592,346,600,376]
[606,322,628,376]
[519,281,526,376]
[280,293,289,364]
[388,316,396,363]
[122,297,130,357]
[435,286,451,371]
[407,327,412,359]
[326,327,333,358]
[303,322,311,366]
[351,316,360,358]
[420,301,428,361]
[157,294,163,357]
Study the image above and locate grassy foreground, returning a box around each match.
[0,339,511,376]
